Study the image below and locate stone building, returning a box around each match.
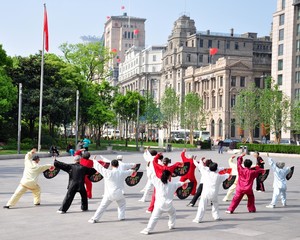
[103,13,146,86]
[272,0,300,139]
[161,15,272,139]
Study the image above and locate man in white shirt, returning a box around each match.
[88,159,134,223]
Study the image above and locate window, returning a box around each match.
[219,120,223,137]
[297,24,300,36]
[220,76,223,87]
[212,93,216,108]
[255,78,261,88]
[297,40,300,52]
[226,40,230,49]
[231,119,236,138]
[186,54,191,62]
[231,76,236,87]
[240,77,245,87]
[217,40,220,49]
[278,74,283,85]
[296,71,300,83]
[279,14,285,25]
[278,59,283,71]
[234,42,239,50]
[192,40,194,47]
[254,125,260,138]
[208,40,212,48]
[279,29,284,41]
[282,0,285,9]
[153,55,156,62]
[231,95,236,107]
[211,120,215,137]
[278,44,284,56]
[219,95,223,107]
[298,7,300,20]
[296,56,300,68]
[199,39,203,48]
[152,66,156,72]
[199,54,203,63]
[295,88,300,100]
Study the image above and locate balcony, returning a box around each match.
[294,0,300,6]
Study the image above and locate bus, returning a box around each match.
[102,129,120,139]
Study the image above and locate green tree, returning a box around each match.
[87,81,117,148]
[234,83,260,143]
[160,88,179,143]
[182,92,204,143]
[259,79,290,143]
[290,100,300,136]
[114,91,145,147]
[60,41,113,82]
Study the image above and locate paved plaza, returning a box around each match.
[1,149,300,240]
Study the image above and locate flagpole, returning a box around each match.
[38,3,47,152]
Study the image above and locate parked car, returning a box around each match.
[280,138,296,145]
[222,139,241,147]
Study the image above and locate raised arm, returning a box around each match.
[54,159,71,172]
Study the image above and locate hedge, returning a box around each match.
[236,143,300,154]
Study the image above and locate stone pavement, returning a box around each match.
[1,149,300,240]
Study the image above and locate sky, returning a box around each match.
[0,0,276,57]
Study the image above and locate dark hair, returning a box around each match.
[150,150,157,156]
[255,151,260,156]
[162,157,171,165]
[111,159,119,167]
[158,154,164,160]
[32,155,40,161]
[205,159,212,167]
[32,146,38,150]
[244,159,252,168]
[209,162,218,172]
[82,151,90,159]
[161,170,171,184]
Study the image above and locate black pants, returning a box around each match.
[189,183,203,205]
[256,174,265,191]
[60,188,88,212]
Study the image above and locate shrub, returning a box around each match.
[236,143,300,154]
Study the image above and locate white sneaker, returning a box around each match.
[88,218,100,223]
[266,205,275,208]
[145,210,152,213]
[140,229,149,235]
[138,199,146,202]
[225,210,233,214]
[169,225,175,230]
[222,198,228,202]
[192,219,200,223]
[140,189,145,193]
[56,210,66,214]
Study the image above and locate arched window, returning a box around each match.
[218,119,223,138]
[211,120,215,137]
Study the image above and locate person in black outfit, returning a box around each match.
[50,145,59,157]
[254,151,265,192]
[54,156,96,214]
[218,139,224,154]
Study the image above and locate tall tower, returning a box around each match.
[104,12,146,86]
[272,0,300,139]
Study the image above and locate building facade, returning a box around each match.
[103,13,146,86]
[272,0,300,139]
[118,45,164,103]
[161,15,272,138]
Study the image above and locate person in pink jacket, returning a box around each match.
[226,153,265,214]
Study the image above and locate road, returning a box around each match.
[0,149,299,240]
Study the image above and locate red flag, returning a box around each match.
[44,6,49,52]
[121,5,125,10]
[209,48,218,55]
[134,29,139,35]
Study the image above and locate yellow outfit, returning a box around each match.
[6,151,51,207]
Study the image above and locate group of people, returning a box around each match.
[3,146,292,235]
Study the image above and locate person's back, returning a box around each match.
[237,157,261,192]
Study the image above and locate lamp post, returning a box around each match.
[135,99,140,151]
[75,90,79,146]
[17,83,22,154]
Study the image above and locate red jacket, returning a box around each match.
[152,154,183,178]
[237,156,264,192]
[179,151,196,180]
